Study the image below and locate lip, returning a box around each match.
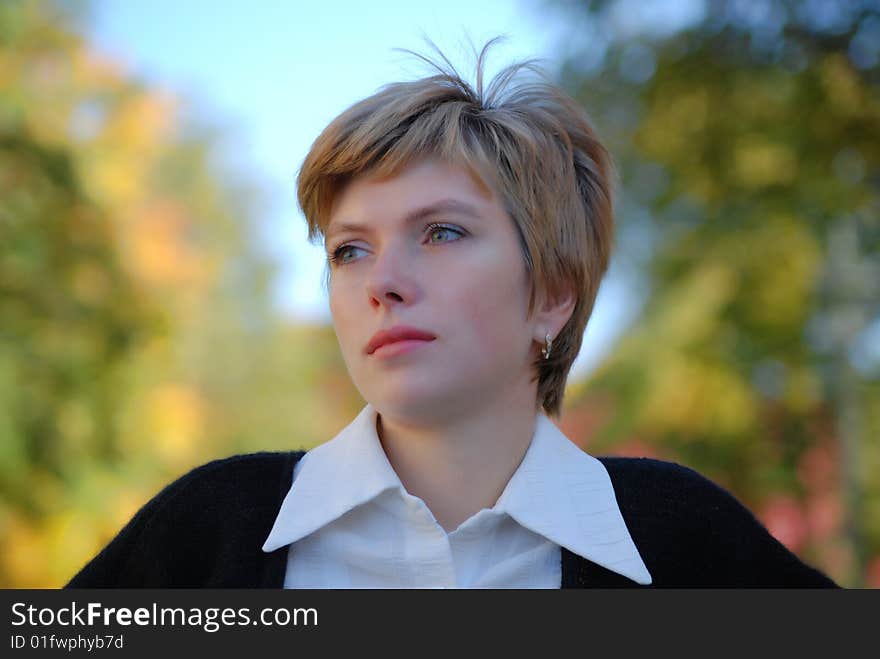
[366,325,436,355]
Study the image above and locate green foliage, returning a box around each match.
[0,0,361,586]
[0,127,160,510]
[555,0,879,586]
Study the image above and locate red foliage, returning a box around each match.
[760,494,809,553]
[557,398,612,450]
[797,441,838,494]
[866,556,880,589]
[805,491,842,542]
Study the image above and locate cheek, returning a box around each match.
[328,283,360,352]
[453,258,530,354]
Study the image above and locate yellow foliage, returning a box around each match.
[0,513,55,588]
[0,485,154,587]
[109,488,149,533]
[639,356,757,437]
[85,149,148,206]
[639,88,710,159]
[784,367,822,414]
[46,511,105,587]
[0,508,99,588]
[79,93,179,209]
[147,383,207,468]
[0,52,12,90]
[72,49,127,89]
[56,399,94,448]
[732,76,792,122]
[653,263,737,346]
[684,171,720,204]
[820,54,865,117]
[742,216,821,329]
[16,50,74,146]
[124,199,210,288]
[101,93,178,157]
[71,262,111,305]
[733,138,797,188]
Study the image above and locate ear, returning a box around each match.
[531,283,577,344]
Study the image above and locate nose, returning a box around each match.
[364,239,419,309]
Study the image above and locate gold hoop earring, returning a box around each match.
[541,332,553,360]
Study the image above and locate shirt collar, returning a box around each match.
[262,403,652,585]
[493,413,652,585]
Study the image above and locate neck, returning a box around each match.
[376,383,540,533]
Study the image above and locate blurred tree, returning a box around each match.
[0,0,360,586]
[0,0,167,586]
[551,0,879,586]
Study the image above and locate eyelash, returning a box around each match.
[326,222,465,266]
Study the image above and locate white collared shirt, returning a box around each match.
[262,404,652,588]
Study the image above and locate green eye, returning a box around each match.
[328,223,464,268]
[328,244,363,265]
[426,223,464,243]
[428,227,449,242]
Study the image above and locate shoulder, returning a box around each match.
[153,450,304,504]
[176,449,305,483]
[597,456,736,511]
[131,450,304,527]
[595,456,736,556]
[66,450,305,588]
[596,457,838,587]
[129,449,306,532]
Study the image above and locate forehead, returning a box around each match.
[325,159,502,238]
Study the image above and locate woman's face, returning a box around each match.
[325,158,540,424]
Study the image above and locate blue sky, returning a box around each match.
[84,0,645,378]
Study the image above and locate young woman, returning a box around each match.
[66,43,837,588]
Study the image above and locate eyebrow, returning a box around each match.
[324,198,482,242]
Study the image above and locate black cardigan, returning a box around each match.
[65,451,838,588]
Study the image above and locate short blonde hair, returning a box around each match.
[297,40,614,417]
